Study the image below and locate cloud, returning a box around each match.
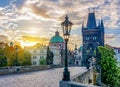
[18,35,49,45]
[0,13,4,17]
[29,4,50,18]
[105,34,116,39]
[0,35,8,42]
[0,0,120,47]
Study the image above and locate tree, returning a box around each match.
[46,46,54,65]
[95,46,120,86]
[39,58,46,65]
[0,48,7,67]
[4,44,16,66]
[4,44,31,66]
[23,50,31,65]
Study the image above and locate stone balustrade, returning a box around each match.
[60,67,99,87]
[0,65,52,75]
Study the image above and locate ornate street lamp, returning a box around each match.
[61,15,73,81]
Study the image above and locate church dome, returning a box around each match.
[50,31,64,43]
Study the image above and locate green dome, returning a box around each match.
[50,36,64,43]
[50,31,64,43]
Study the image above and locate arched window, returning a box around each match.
[95,37,96,40]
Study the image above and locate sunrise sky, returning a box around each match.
[0,0,120,48]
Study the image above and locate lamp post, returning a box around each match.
[61,15,73,81]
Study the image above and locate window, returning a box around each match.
[86,37,88,40]
[93,37,96,40]
[33,61,37,65]
[94,37,96,40]
[33,56,36,59]
[33,50,37,53]
[59,44,61,46]
[40,50,44,53]
[86,37,89,40]
[40,56,44,58]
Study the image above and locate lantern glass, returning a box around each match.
[64,34,69,40]
[61,15,73,40]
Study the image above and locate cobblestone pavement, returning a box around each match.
[0,67,87,87]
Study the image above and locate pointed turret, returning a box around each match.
[100,19,104,31]
[98,20,101,27]
[87,8,96,29]
[82,22,84,32]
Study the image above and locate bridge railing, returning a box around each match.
[0,65,52,75]
[60,66,99,87]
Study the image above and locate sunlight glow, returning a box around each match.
[21,41,37,47]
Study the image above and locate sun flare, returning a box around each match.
[21,41,37,47]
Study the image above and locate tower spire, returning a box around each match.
[87,8,96,29]
[100,19,104,31]
[98,20,101,27]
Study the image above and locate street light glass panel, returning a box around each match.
[61,15,73,40]
[63,34,69,40]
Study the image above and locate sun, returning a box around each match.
[20,41,37,47]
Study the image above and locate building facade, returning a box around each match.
[49,46,61,65]
[114,48,120,66]
[106,44,120,67]
[30,44,47,65]
[49,31,65,65]
[82,10,104,65]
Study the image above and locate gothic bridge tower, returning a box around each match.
[82,9,104,65]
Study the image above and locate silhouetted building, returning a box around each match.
[82,9,104,66]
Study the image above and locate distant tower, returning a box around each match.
[82,8,104,65]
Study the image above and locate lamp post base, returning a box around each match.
[62,70,70,81]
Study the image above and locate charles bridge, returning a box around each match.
[0,66,98,87]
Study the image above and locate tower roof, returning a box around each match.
[87,11,96,29]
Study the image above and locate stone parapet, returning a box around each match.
[0,65,52,75]
[60,81,99,87]
[60,67,99,87]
